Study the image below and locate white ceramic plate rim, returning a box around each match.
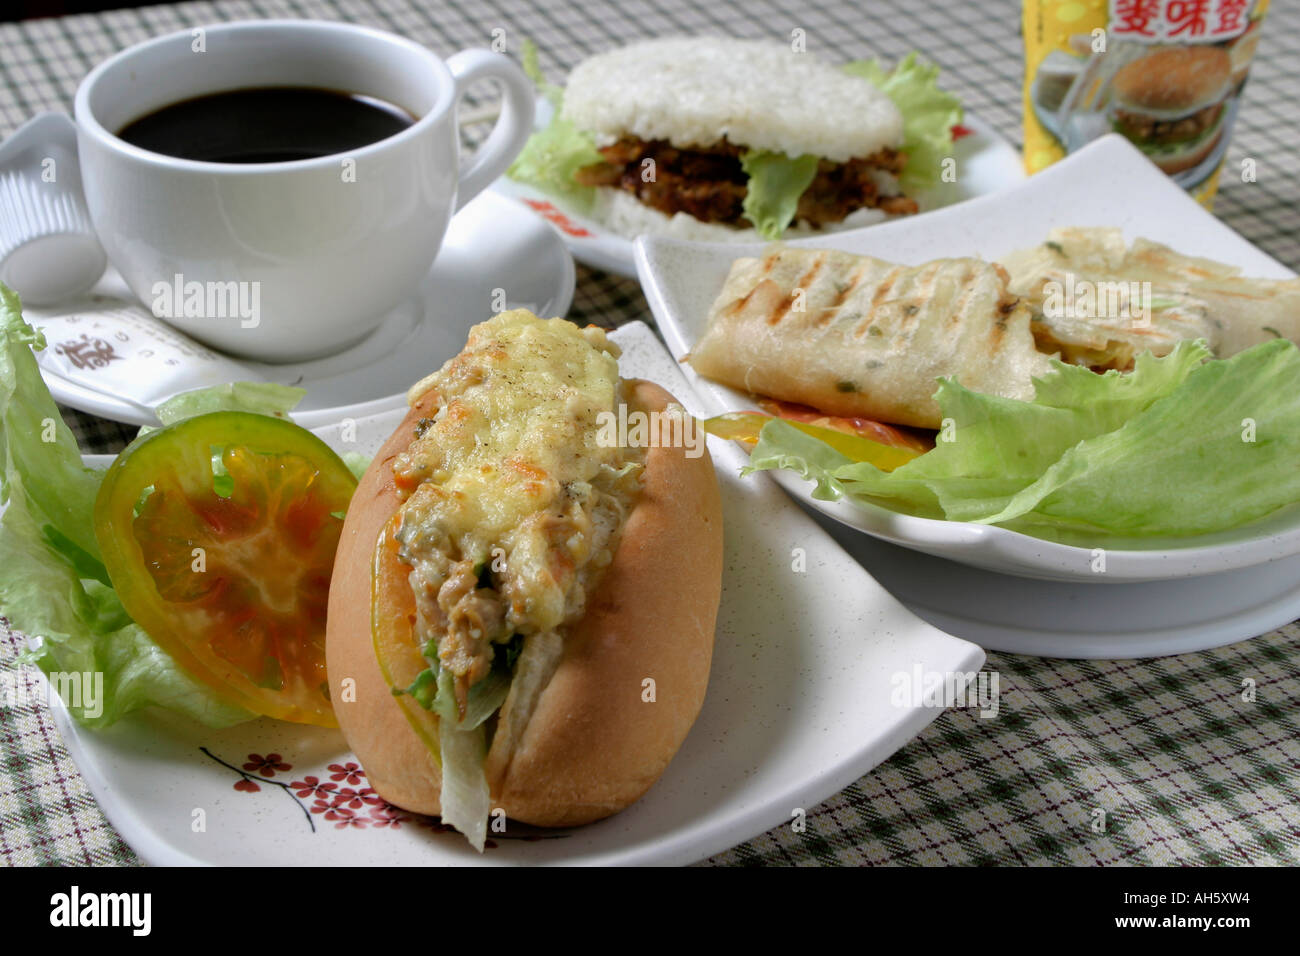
[50,650,989,867]
[37,193,576,430]
[639,133,1300,583]
[808,503,1300,658]
[45,323,985,866]
[911,583,1300,658]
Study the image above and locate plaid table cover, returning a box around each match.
[1,0,1298,867]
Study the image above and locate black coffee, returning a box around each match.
[117,86,416,163]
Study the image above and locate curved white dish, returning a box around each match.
[49,322,983,866]
[35,191,575,430]
[640,134,1300,584]
[490,100,1024,277]
[801,502,1300,657]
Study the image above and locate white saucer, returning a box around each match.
[800,502,1300,658]
[33,191,575,430]
[490,99,1024,278]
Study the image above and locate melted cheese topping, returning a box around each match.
[392,311,642,693]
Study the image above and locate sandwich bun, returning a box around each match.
[1229,26,1260,86]
[1109,46,1231,176]
[325,376,724,828]
[1111,46,1232,114]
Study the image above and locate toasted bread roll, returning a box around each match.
[326,328,722,832]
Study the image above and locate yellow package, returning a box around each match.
[1023,0,1269,208]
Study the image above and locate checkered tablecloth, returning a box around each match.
[2,0,1298,867]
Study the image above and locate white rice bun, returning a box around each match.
[561,37,903,162]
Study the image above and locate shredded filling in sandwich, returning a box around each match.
[385,313,645,845]
[393,313,643,711]
[574,136,918,227]
[1112,102,1224,150]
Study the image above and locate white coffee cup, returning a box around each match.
[41,19,534,361]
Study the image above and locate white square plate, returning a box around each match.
[48,322,983,865]
[639,134,1300,583]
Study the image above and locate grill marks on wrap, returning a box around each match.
[751,253,956,343]
[818,261,870,326]
[687,247,1054,429]
[949,262,981,330]
[764,258,827,327]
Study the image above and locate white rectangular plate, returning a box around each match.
[49,321,982,866]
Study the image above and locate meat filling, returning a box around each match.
[1114,102,1224,147]
[575,136,918,227]
[398,463,635,714]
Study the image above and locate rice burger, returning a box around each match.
[1109,46,1232,177]
[508,38,962,241]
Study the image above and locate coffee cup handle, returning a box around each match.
[446,49,536,213]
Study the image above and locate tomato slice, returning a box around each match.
[754,398,934,455]
[371,513,442,764]
[94,411,357,726]
[703,411,926,472]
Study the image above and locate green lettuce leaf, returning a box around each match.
[506,38,604,212]
[0,285,251,727]
[154,381,305,426]
[395,641,516,849]
[844,343,1208,522]
[843,52,963,192]
[980,340,1300,535]
[399,651,511,731]
[519,36,563,110]
[747,339,1300,539]
[0,287,102,572]
[148,381,369,483]
[431,666,493,851]
[740,150,820,241]
[437,712,490,852]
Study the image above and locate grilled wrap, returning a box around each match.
[1003,226,1300,367]
[688,246,1052,429]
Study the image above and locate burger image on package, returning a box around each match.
[1109,46,1233,177]
[1229,24,1261,88]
